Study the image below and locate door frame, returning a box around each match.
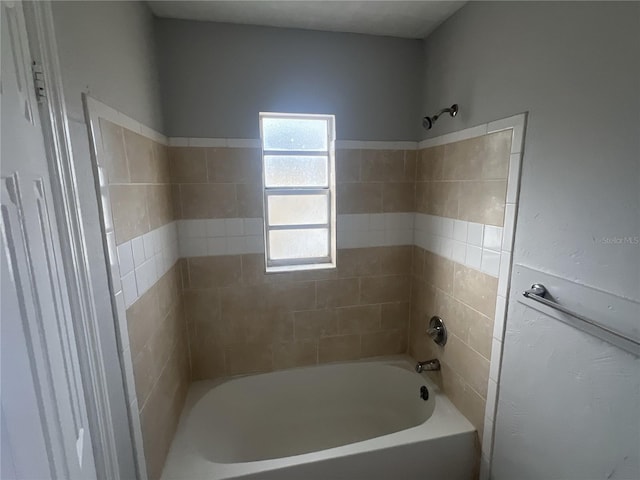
[20,2,128,478]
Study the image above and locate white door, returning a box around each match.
[1,1,98,478]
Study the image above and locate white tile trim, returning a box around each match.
[181,212,508,280]
[489,338,503,382]
[418,124,488,149]
[168,137,419,151]
[414,213,503,278]
[337,213,414,249]
[335,140,419,150]
[84,95,167,145]
[178,218,265,257]
[115,223,180,308]
[169,138,263,149]
[485,379,499,422]
[177,213,416,257]
[167,137,262,148]
[493,295,507,342]
[417,112,527,152]
[479,454,491,480]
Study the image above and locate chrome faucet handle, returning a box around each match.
[427,316,447,346]
[427,325,443,338]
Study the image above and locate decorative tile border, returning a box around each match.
[176,213,415,258]
[168,137,419,151]
[168,137,261,148]
[336,213,414,248]
[116,223,180,308]
[335,140,419,150]
[176,212,506,280]
[414,213,503,278]
[177,218,264,257]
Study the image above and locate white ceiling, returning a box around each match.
[147,1,466,39]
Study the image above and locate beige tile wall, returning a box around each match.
[416,130,511,226]
[126,264,189,480]
[168,146,417,379]
[111,131,510,468]
[101,118,174,244]
[409,248,497,437]
[409,130,511,439]
[337,149,416,214]
[170,147,418,219]
[99,119,188,479]
[170,147,263,219]
[182,247,412,379]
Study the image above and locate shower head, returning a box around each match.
[422,104,459,130]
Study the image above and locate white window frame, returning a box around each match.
[259,112,336,272]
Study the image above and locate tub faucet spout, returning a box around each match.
[415,359,440,373]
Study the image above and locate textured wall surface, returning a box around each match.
[419,2,640,478]
[421,1,640,301]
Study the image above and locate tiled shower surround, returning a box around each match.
[89,99,522,478]
[170,144,420,381]
[91,110,189,480]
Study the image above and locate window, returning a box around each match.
[260,113,336,272]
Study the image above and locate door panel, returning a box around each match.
[1,2,97,478]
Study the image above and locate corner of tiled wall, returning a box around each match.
[88,95,524,480]
[411,115,525,476]
[86,98,191,480]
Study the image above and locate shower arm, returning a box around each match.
[431,105,456,122]
[422,104,459,130]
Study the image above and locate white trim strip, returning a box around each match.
[167,137,262,148]
[168,137,419,151]
[335,140,419,150]
[114,222,180,309]
[418,124,488,149]
[84,95,167,145]
[98,112,528,156]
[337,213,414,248]
[418,112,527,151]
[176,213,416,257]
[176,213,511,276]
[414,213,503,278]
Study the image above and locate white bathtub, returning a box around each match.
[161,356,477,480]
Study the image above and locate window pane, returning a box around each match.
[269,228,329,260]
[262,117,328,151]
[264,155,328,187]
[268,195,328,226]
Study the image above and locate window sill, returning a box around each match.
[265,262,336,274]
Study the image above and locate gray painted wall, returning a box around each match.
[52,0,164,130]
[155,19,423,140]
[422,1,639,302]
[421,2,639,478]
